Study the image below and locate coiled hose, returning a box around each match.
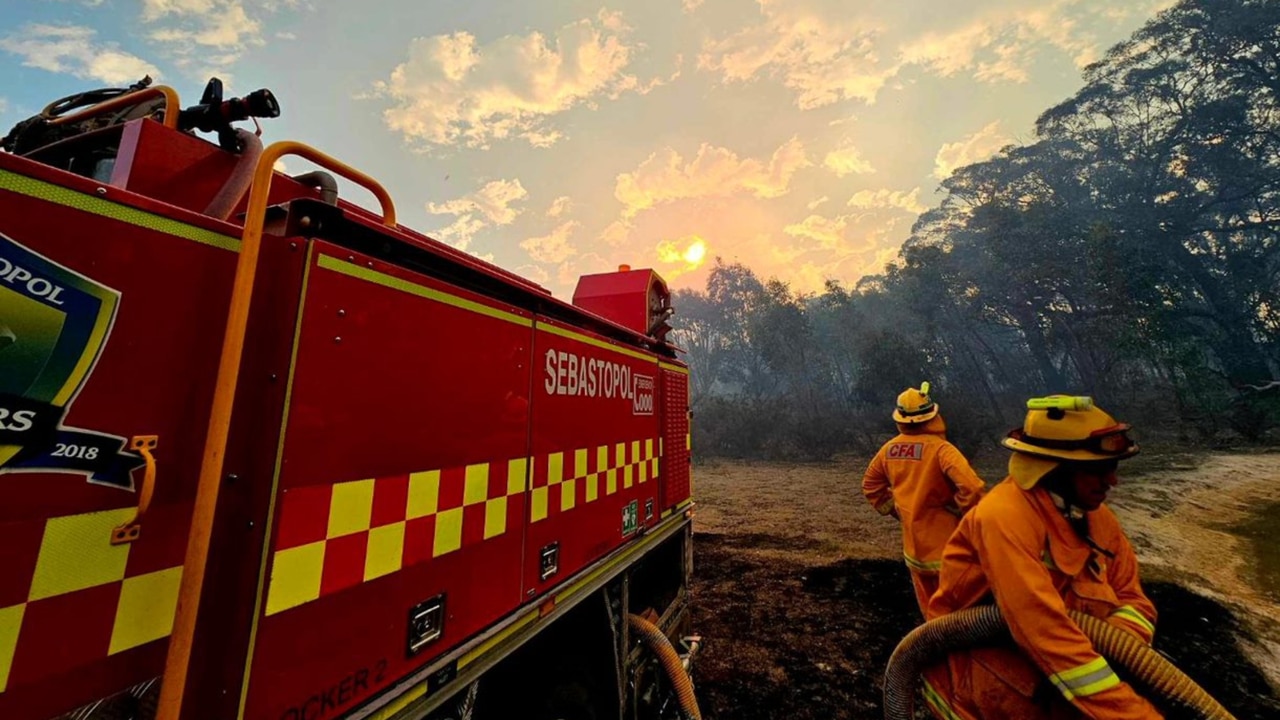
[627,613,703,720]
[882,605,1236,720]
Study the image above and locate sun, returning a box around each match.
[683,239,707,265]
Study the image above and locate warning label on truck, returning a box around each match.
[0,233,143,490]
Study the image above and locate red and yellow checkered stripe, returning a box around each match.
[0,508,184,694]
[530,439,659,522]
[265,438,663,616]
[265,458,529,616]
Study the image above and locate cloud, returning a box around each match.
[847,187,927,215]
[432,215,488,249]
[374,10,649,150]
[698,3,898,109]
[697,1,1132,110]
[933,121,1012,179]
[427,178,528,249]
[615,136,810,218]
[516,264,551,285]
[143,0,260,49]
[599,219,634,246]
[784,214,848,250]
[683,0,704,13]
[428,179,528,225]
[899,1,1122,84]
[807,196,829,210]
[276,31,298,40]
[0,25,161,84]
[521,221,580,263]
[824,144,874,177]
[137,0,296,80]
[547,196,573,218]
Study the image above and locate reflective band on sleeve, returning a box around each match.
[1049,656,1121,700]
[921,679,963,720]
[1110,605,1155,635]
[904,552,943,572]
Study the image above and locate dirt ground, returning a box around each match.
[686,452,1280,720]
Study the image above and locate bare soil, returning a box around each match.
[687,454,1280,720]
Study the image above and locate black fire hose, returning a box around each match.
[882,605,1236,720]
[627,614,703,720]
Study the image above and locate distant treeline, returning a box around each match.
[671,0,1280,461]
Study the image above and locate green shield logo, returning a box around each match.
[0,233,141,490]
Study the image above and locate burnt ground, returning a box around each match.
[686,459,1280,720]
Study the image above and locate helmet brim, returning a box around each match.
[1001,436,1140,462]
[893,406,939,424]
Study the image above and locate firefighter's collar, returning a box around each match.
[1048,489,1087,521]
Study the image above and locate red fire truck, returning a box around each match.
[0,78,699,720]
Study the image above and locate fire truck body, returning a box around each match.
[0,83,694,720]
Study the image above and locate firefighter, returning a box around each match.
[862,382,987,616]
[921,395,1162,720]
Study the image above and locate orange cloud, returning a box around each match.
[824,143,875,177]
[521,220,580,263]
[784,214,847,250]
[847,187,927,215]
[546,195,573,218]
[697,3,898,109]
[614,136,810,218]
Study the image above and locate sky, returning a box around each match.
[0,0,1174,300]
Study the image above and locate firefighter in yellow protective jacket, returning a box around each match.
[862,382,987,616]
[922,395,1162,720]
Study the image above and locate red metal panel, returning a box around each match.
[242,242,533,720]
[524,318,662,596]
[0,173,238,719]
[110,118,328,221]
[182,237,309,719]
[661,369,690,509]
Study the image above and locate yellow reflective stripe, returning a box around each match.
[457,609,538,670]
[1074,671,1121,698]
[0,168,238,251]
[317,254,532,327]
[903,552,942,572]
[537,321,655,363]
[921,679,962,720]
[1110,605,1155,635]
[659,361,689,375]
[1050,657,1120,700]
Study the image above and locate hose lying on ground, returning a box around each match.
[627,613,703,720]
[881,605,1236,720]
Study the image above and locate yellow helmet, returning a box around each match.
[893,381,939,424]
[1003,395,1139,489]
